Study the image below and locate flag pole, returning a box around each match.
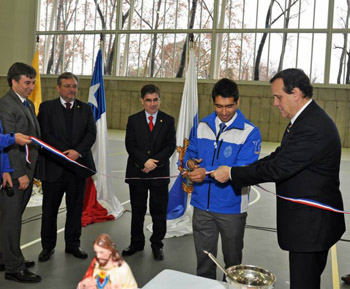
[100,33,104,70]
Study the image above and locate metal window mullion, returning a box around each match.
[267,30,271,80]
[175,0,179,29]
[172,34,176,78]
[137,34,142,77]
[45,0,48,31]
[309,0,317,78]
[114,0,122,76]
[229,0,232,29]
[295,0,301,68]
[161,0,166,77]
[226,33,230,78]
[324,0,335,84]
[209,0,219,79]
[239,0,246,80]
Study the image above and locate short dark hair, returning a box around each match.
[141,84,160,99]
[211,78,239,102]
[7,62,36,87]
[57,72,79,86]
[270,68,313,98]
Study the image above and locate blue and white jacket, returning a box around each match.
[184,110,261,214]
[0,120,14,180]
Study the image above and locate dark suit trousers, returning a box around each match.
[129,183,169,249]
[289,250,328,289]
[0,181,33,273]
[41,170,86,250]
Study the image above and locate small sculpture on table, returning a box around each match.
[77,234,138,289]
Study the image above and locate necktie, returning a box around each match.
[286,122,292,133]
[23,100,29,108]
[148,115,154,132]
[65,102,71,110]
[216,122,226,141]
[219,122,226,135]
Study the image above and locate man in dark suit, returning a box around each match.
[122,84,176,261]
[0,62,41,283]
[37,72,96,262]
[211,68,345,289]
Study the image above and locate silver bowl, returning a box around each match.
[225,265,276,289]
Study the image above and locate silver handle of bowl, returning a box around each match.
[203,250,228,277]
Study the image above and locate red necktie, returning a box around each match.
[65,102,71,109]
[148,115,154,132]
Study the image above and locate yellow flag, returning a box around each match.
[28,49,42,115]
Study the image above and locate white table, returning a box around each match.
[142,269,230,289]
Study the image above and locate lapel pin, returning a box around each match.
[160,119,163,123]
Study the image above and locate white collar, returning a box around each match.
[291,99,312,124]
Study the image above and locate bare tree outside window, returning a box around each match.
[36,0,350,84]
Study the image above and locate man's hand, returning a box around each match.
[187,158,202,170]
[142,167,150,173]
[211,166,231,183]
[144,159,159,171]
[77,277,97,289]
[18,175,30,190]
[188,168,206,183]
[2,172,12,188]
[63,149,80,161]
[15,133,31,146]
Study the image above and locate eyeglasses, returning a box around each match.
[61,84,78,89]
[144,98,160,103]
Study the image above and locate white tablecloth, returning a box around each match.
[142,269,230,289]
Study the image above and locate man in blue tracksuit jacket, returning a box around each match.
[185,78,261,280]
[0,120,31,188]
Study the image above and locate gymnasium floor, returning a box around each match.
[1,129,350,289]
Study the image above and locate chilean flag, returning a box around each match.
[82,50,124,226]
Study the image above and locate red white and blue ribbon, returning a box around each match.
[28,136,96,174]
[27,136,177,180]
[256,184,350,214]
[25,144,31,164]
[25,137,350,215]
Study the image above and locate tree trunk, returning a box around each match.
[47,0,63,74]
[176,0,198,78]
[254,0,273,80]
[278,0,292,72]
[150,0,162,77]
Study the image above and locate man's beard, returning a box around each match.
[97,254,111,267]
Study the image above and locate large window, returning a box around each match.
[36,0,350,84]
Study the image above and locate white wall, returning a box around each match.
[0,0,37,75]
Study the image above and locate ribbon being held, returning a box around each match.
[27,135,350,215]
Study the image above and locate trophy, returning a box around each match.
[176,138,200,194]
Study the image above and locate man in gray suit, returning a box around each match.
[0,63,41,283]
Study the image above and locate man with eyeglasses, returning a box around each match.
[37,72,96,263]
[123,84,176,261]
[185,78,261,280]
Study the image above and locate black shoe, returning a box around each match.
[65,247,88,259]
[342,274,350,284]
[5,269,41,283]
[122,246,144,256]
[38,249,54,262]
[0,260,35,272]
[152,247,164,261]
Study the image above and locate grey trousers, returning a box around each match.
[0,180,33,273]
[193,207,247,280]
